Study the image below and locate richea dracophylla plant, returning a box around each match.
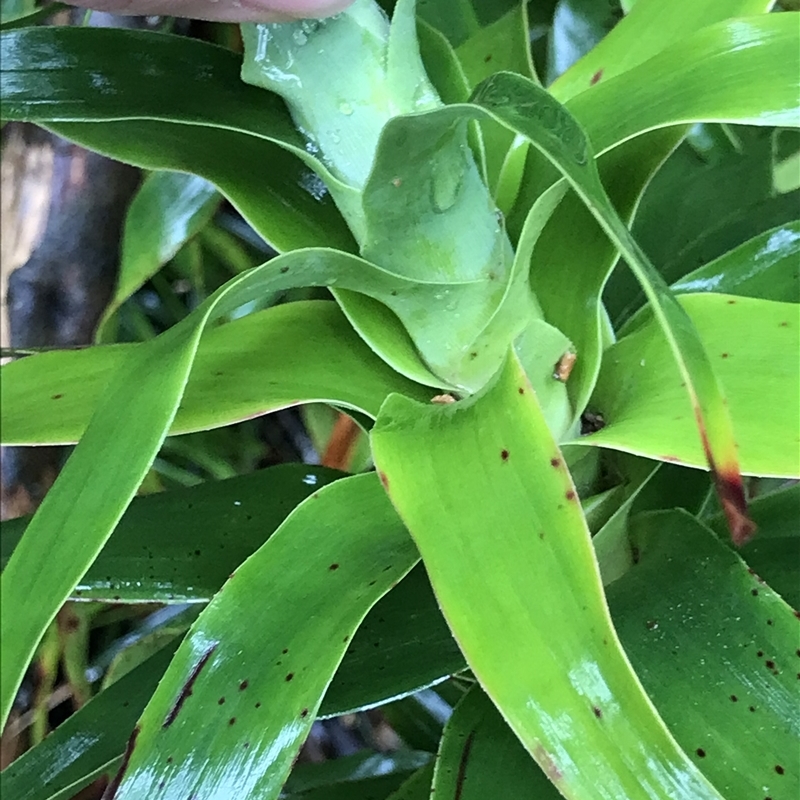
[0,0,798,797]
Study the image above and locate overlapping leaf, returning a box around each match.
[111,474,418,798]
[372,354,721,798]
[0,301,430,447]
[581,294,800,478]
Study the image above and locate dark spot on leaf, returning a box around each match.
[749,705,756,712]
[52,393,63,400]
[282,648,289,654]
[565,490,576,501]
[239,680,248,691]
[228,717,236,726]
[244,742,250,748]
[454,730,476,800]
[484,53,492,63]
[767,619,774,626]
[104,725,140,799]
[218,697,225,705]
[329,563,339,571]
[539,531,545,540]
[279,266,289,274]
[518,387,525,394]
[285,673,294,682]
[730,695,738,702]
[163,643,217,728]
[501,449,509,461]
[751,588,759,596]
[765,659,776,670]
[727,299,736,304]
[721,353,729,359]
[379,471,389,489]
[550,458,560,468]
[631,546,640,564]
[167,756,173,763]
[590,69,603,85]
[194,549,201,556]
[696,748,706,758]
[343,635,350,643]
[469,351,478,360]
[301,708,309,718]
[779,321,788,327]
[757,651,764,658]
[593,706,602,718]
[255,702,261,709]
[773,764,786,775]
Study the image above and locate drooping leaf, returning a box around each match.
[581,294,800,478]
[111,474,418,798]
[372,354,721,799]
[0,26,356,253]
[0,301,430,447]
[606,510,800,800]
[710,484,800,608]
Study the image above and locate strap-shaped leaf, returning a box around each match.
[431,685,559,799]
[581,294,800,479]
[371,354,722,799]
[0,246,457,728]
[111,473,418,798]
[606,510,800,800]
[0,301,430,447]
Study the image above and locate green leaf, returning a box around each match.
[111,474,418,798]
[1,563,460,800]
[710,484,800,608]
[0,643,178,800]
[606,510,800,800]
[371,354,721,799]
[0,464,342,602]
[1,241,471,728]
[608,127,800,324]
[431,685,560,799]
[96,172,221,342]
[0,301,430,447]
[670,222,800,303]
[581,293,800,478]
[0,26,356,253]
[467,70,753,539]
[549,0,775,103]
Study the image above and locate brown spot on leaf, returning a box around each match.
[501,449,510,461]
[593,706,602,718]
[565,490,576,501]
[239,680,249,691]
[52,393,63,400]
[329,563,339,571]
[518,387,525,395]
[696,748,706,758]
[590,69,603,85]
[775,765,785,775]
[104,725,140,799]
[533,745,563,783]
[454,730,476,800]
[550,458,561,468]
[379,471,389,489]
[301,708,309,718]
[163,643,217,728]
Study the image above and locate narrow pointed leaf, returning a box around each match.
[0,301,430,447]
[371,354,721,799]
[111,474,418,798]
[581,294,800,479]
